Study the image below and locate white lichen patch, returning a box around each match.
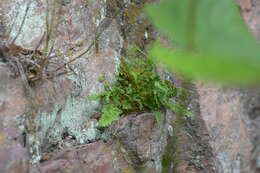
[144,31,148,39]
[7,0,46,49]
[37,95,101,144]
[72,120,100,144]
[94,0,107,27]
[28,135,42,164]
[36,50,121,150]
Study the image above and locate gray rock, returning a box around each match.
[109,113,168,173]
[0,0,122,166]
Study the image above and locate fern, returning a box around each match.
[88,58,193,127]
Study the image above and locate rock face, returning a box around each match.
[1,0,260,173]
[108,113,167,173]
[32,141,136,173]
[30,113,167,173]
[196,83,260,173]
[197,85,251,173]
[0,0,169,172]
[0,63,29,173]
[0,0,122,169]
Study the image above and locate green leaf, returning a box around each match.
[185,110,194,118]
[167,101,195,118]
[153,111,163,124]
[98,76,106,82]
[150,42,260,85]
[127,45,141,58]
[98,104,122,127]
[154,81,165,91]
[122,101,132,110]
[87,94,102,101]
[146,0,260,85]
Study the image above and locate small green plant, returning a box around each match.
[88,58,193,127]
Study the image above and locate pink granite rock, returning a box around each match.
[33,141,135,173]
[0,0,122,171]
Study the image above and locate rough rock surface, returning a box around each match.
[31,112,168,173]
[0,0,122,169]
[196,83,259,173]
[32,141,136,173]
[1,0,260,173]
[108,113,167,173]
[0,0,169,172]
[0,63,29,173]
[197,85,252,173]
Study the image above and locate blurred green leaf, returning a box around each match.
[150,42,260,85]
[146,0,260,85]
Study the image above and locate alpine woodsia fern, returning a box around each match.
[88,58,193,127]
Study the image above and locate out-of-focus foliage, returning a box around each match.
[146,0,260,85]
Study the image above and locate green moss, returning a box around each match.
[162,80,195,172]
[162,115,185,172]
[122,168,136,173]
[107,0,154,52]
